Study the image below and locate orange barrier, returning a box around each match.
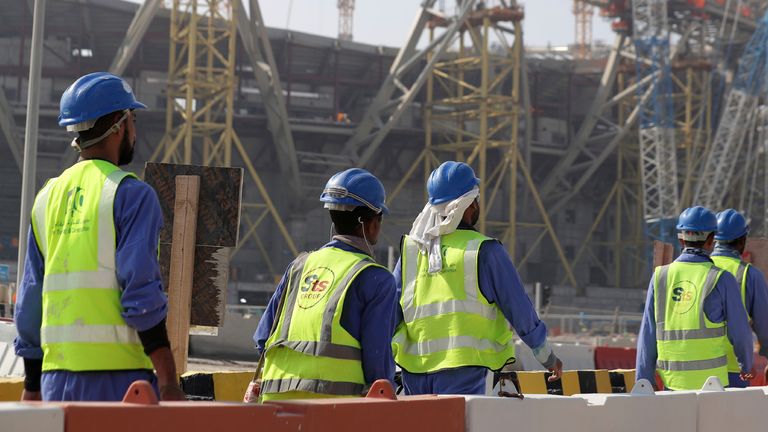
[593,346,636,370]
[60,381,303,432]
[750,352,767,387]
[267,380,466,432]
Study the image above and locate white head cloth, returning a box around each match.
[408,186,479,274]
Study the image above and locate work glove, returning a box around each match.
[243,379,261,403]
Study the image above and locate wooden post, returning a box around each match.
[166,175,200,374]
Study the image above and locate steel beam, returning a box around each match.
[236,0,301,200]
[109,0,163,76]
[0,86,22,171]
[342,0,476,167]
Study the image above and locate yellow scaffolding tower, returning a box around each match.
[390,5,579,287]
[152,0,298,274]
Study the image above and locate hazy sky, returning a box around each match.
[124,0,616,48]
[259,0,616,47]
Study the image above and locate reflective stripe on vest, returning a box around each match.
[33,161,152,372]
[261,378,363,396]
[261,249,373,399]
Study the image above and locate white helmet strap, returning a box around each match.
[71,110,129,151]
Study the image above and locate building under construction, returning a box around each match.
[0,0,767,316]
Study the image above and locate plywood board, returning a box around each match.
[145,163,243,247]
[145,163,243,327]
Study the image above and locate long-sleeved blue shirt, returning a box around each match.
[253,239,397,386]
[14,173,168,401]
[635,251,754,385]
[392,226,553,394]
[712,244,768,358]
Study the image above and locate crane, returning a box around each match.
[632,0,679,241]
[338,0,354,41]
[574,0,594,59]
[693,10,768,210]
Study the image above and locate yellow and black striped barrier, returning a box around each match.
[499,369,636,396]
[179,371,252,402]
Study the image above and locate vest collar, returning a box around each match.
[712,243,741,259]
[332,235,375,259]
[680,247,713,262]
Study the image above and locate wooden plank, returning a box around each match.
[166,175,200,375]
[653,241,675,269]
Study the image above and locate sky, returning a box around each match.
[259,0,616,48]
[124,0,616,48]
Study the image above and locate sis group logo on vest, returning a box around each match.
[298,267,336,309]
[670,280,698,314]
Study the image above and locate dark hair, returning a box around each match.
[329,208,381,235]
[682,240,706,248]
[77,110,124,147]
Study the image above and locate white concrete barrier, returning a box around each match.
[572,390,698,432]
[697,386,768,432]
[465,394,592,432]
[0,403,64,432]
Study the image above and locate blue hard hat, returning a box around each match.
[676,206,718,232]
[58,72,147,128]
[427,161,480,205]
[320,168,389,214]
[715,209,749,241]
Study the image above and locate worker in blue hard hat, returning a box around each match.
[391,161,562,395]
[248,168,397,402]
[14,72,185,401]
[711,209,768,388]
[636,206,754,390]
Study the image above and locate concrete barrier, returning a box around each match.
[0,403,64,432]
[465,394,592,432]
[697,385,768,432]
[572,387,698,432]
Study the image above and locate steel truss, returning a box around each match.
[386,5,579,288]
[153,0,298,266]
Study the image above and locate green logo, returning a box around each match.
[66,187,85,216]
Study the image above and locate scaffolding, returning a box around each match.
[388,5,579,288]
[153,0,298,273]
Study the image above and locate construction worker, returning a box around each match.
[636,206,754,390]
[251,168,397,401]
[14,72,185,401]
[392,161,563,395]
[712,209,768,388]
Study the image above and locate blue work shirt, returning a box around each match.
[253,240,397,387]
[392,227,552,395]
[14,175,168,401]
[635,251,755,386]
[712,244,768,387]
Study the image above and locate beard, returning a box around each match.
[117,132,135,166]
[470,208,480,227]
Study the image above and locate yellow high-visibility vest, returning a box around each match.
[31,160,153,372]
[393,230,515,373]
